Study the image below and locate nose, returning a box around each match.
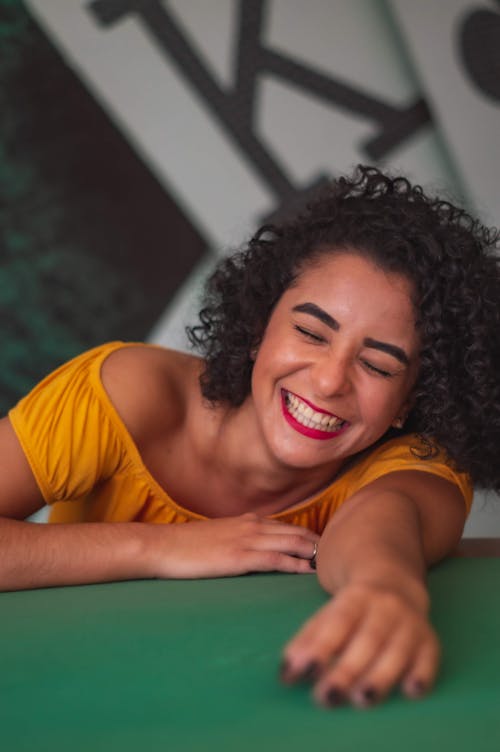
[311,352,352,399]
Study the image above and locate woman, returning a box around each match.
[1,166,499,709]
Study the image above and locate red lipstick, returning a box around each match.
[280,390,347,441]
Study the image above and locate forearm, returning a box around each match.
[282,476,465,704]
[0,517,161,591]
[0,513,319,590]
[316,490,429,612]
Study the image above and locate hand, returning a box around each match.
[280,581,440,707]
[152,513,319,579]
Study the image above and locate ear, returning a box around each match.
[392,392,415,429]
[249,338,261,361]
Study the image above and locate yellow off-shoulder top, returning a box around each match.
[9,342,473,534]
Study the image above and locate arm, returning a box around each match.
[0,414,169,590]
[281,470,467,707]
[0,411,317,591]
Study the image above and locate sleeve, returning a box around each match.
[343,435,474,515]
[8,345,126,504]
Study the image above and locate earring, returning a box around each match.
[392,416,405,429]
[249,347,258,361]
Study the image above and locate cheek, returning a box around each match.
[360,383,408,424]
[254,335,299,376]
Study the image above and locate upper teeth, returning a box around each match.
[285,392,345,432]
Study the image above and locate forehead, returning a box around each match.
[293,251,413,298]
[280,252,418,337]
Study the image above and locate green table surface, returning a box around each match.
[1,559,499,752]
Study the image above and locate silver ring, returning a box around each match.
[310,542,318,570]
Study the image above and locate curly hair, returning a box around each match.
[187,165,500,491]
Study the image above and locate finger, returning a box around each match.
[281,595,363,682]
[313,607,400,705]
[259,522,320,543]
[401,633,441,699]
[244,549,318,575]
[249,533,318,561]
[343,624,419,707]
[237,514,320,542]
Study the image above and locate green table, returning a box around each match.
[1,559,499,751]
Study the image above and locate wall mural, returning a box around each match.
[1,0,498,418]
[460,3,500,102]
[0,0,206,413]
[90,0,431,208]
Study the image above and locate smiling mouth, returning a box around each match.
[281,390,348,439]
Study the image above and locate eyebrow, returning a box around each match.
[292,302,410,366]
[293,302,339,330]
[364,338,409,366]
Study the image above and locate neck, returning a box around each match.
[199,398,343,515]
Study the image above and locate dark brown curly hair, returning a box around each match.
[187,165,500,491]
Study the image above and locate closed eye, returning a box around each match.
[362,360,393,378]
[294,324,325,343]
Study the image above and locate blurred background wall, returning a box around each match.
[1,0,499,534]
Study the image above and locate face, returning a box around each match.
[249,251,420,472]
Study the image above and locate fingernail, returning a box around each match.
[361,686,378,705]
[298,661,319,682]
[409,679,426,698]
[279,659,293,683]
[325,687,345,707]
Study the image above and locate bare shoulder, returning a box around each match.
[100,344,202,444]
[366,469,466,518]
[0,416,45,518]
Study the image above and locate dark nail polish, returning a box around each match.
[411,679,426,697]
[362,686,378,705]
[299,661,319,682]
[279,659,292,682]
[326,687,345,707]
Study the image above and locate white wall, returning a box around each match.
[25,0,500,534]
